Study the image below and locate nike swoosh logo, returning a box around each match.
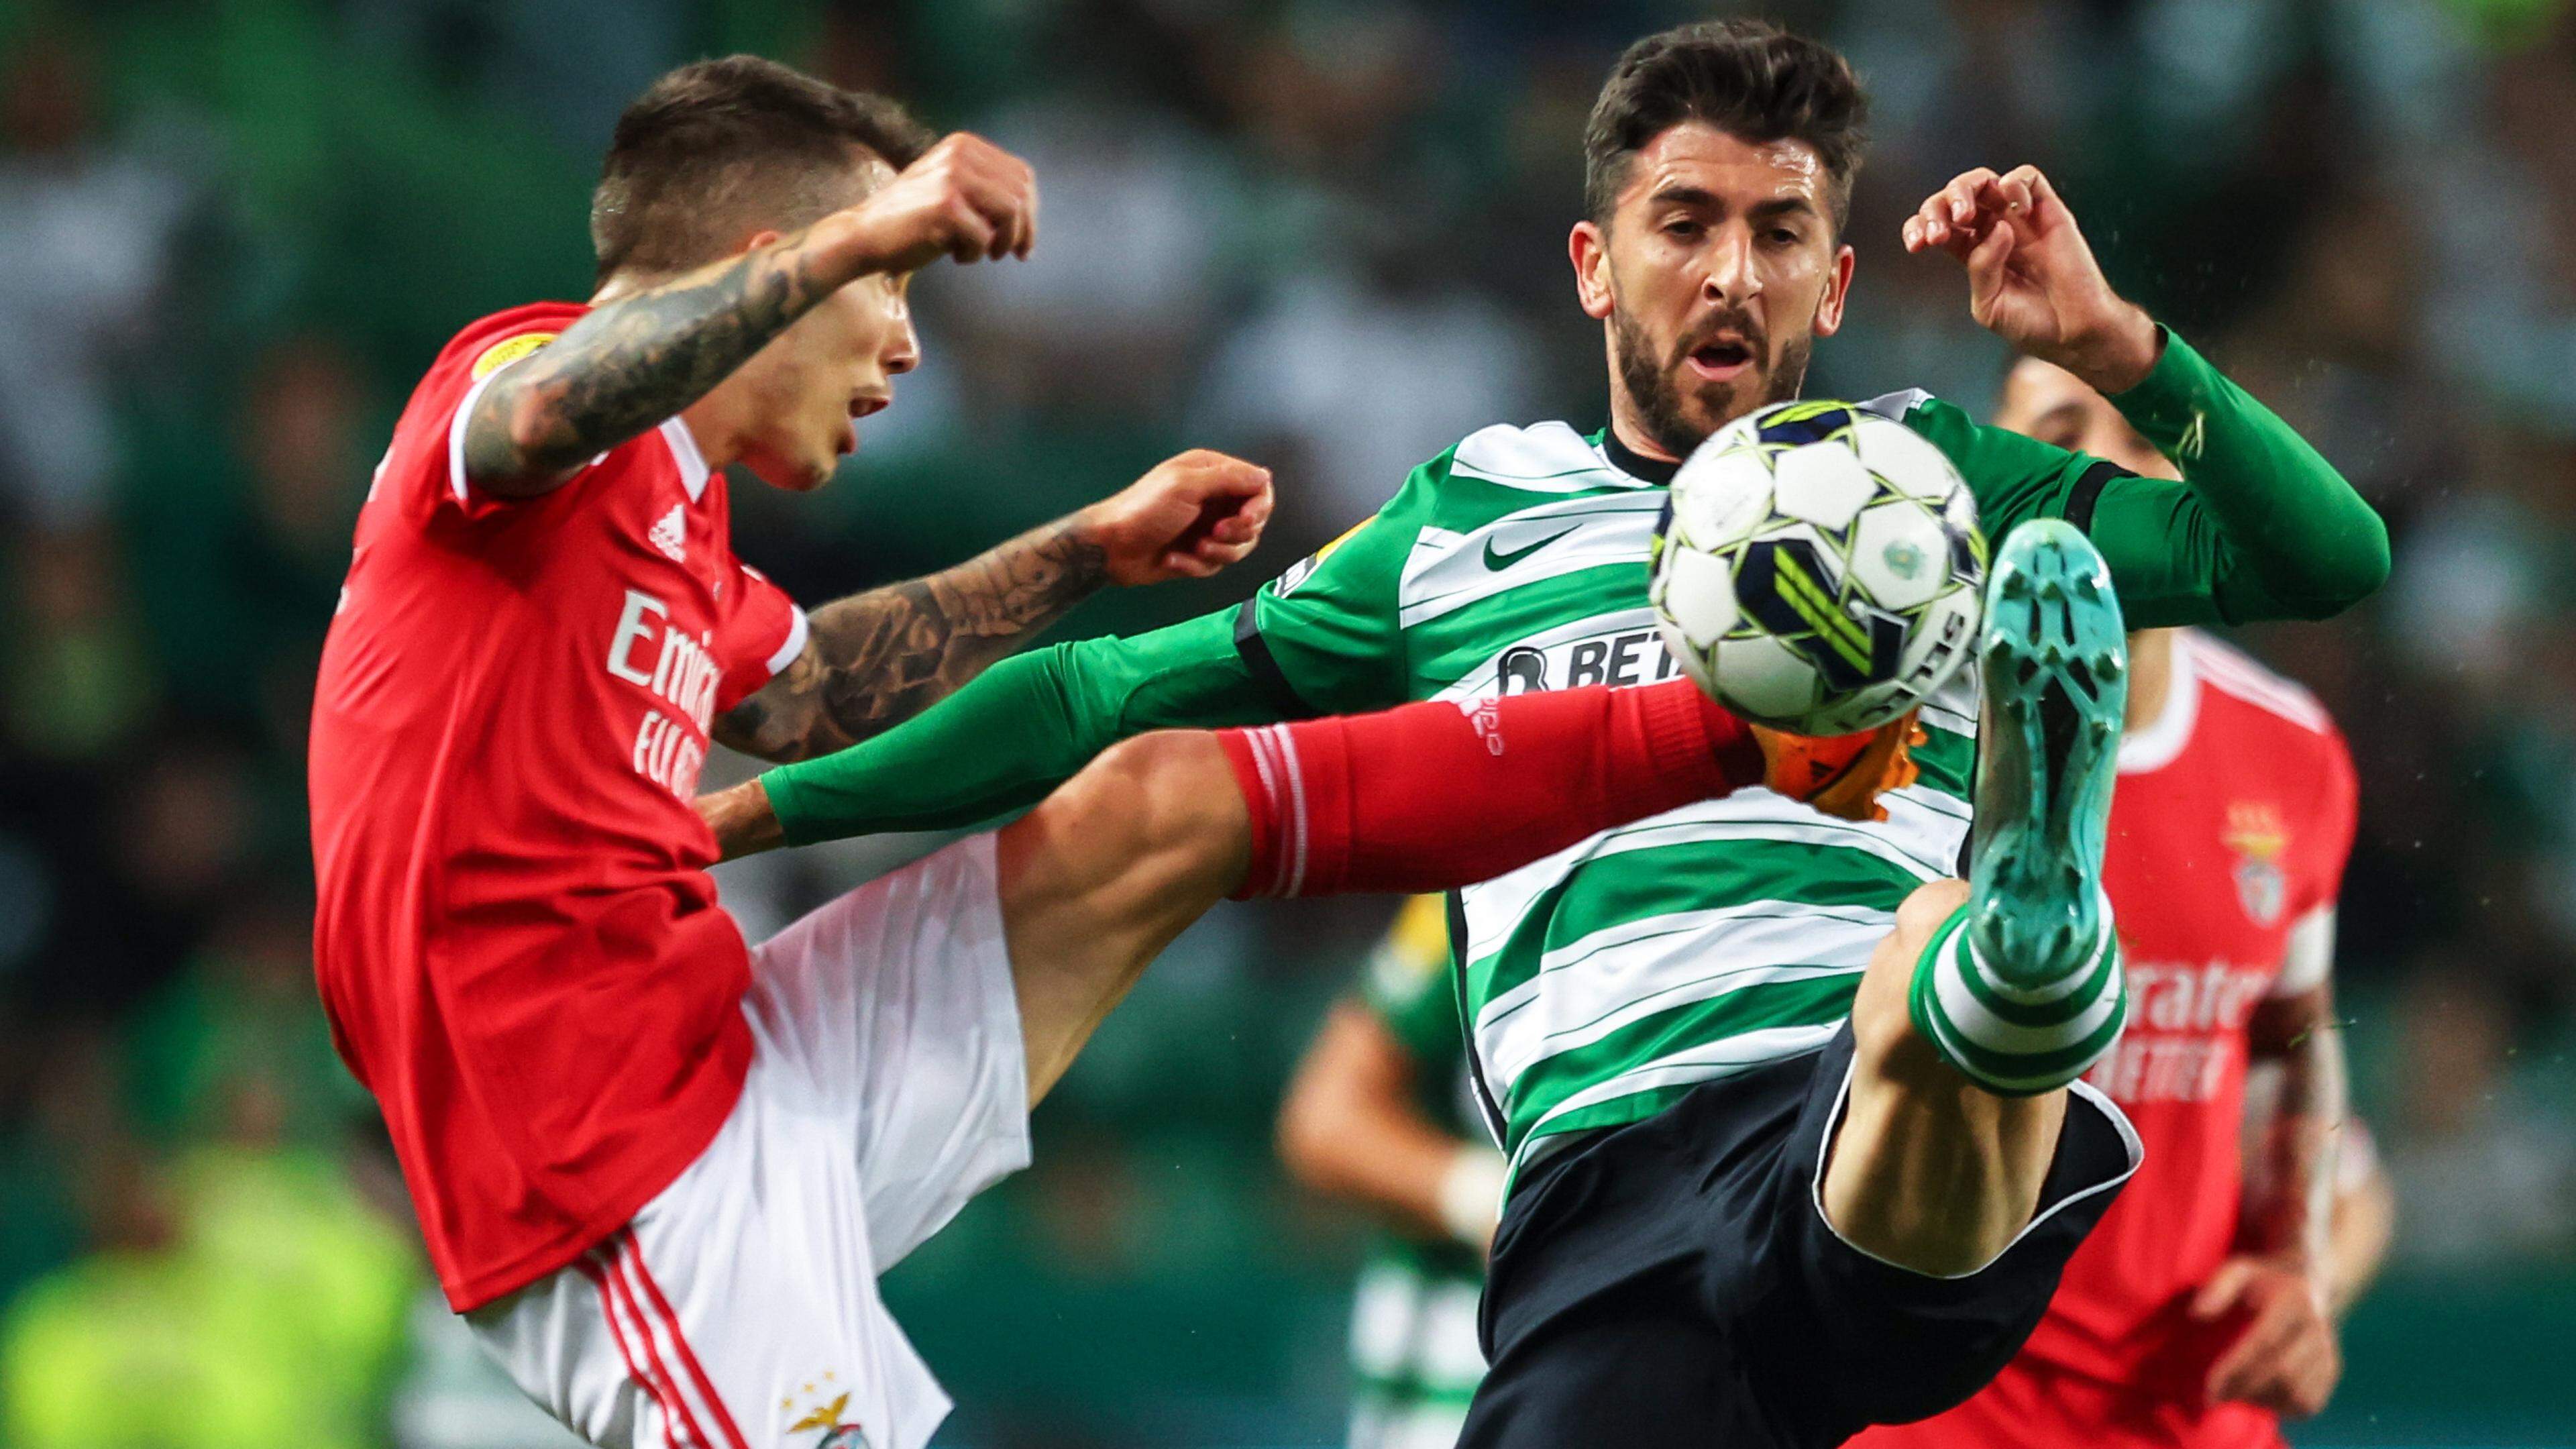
[1483,527,1577,572]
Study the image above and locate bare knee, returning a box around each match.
[1085,729,1226,801]
[997,732,1251,1105]
[1087,730,1250,881]
[1006,730,1250,908]
[1894,878,1969,951]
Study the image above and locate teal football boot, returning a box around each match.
[1910,519,2129,1095]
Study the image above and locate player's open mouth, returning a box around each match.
[1685,339,1756,381]
[841,394,890,455]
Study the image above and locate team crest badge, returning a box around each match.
[2224,802,2290,926]
[785,1383,867,1448]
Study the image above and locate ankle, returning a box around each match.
[1910,906,2127,1097]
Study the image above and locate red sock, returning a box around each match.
[1215,679,1763,899]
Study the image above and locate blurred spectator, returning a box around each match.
[125,331,368,740]
[1199,248,1540,523]
[2381,965,2576,1269]
[124,891,362,1148]
[3,525,158,764]
[0,30,191,531]
[88,735,270,1012]
[0,1030,125,1313]
[2385,466,2561,700]
[0,942,415,1449]
[946,95,1233,419]
[0,1140,415,1449]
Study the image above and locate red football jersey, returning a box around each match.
[309,303,807,1309]
[1857,631,2357,1449]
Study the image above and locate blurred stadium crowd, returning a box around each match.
[0,0,2571,1444]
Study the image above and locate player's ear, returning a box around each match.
[1812,242,1856,339]
[1571,221,1615,321]
[739,227,786,258]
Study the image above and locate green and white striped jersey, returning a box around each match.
[1240,396,2112,1177]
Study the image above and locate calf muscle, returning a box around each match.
[1825,880,2069,1277]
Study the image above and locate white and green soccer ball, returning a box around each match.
[1649,400,1986,736]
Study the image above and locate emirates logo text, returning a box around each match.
[605,588,718,799]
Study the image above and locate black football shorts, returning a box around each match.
[1458,1022,2139,1449]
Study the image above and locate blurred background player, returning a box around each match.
[1279,896,1494,1449]
[1851,359,2396,1449]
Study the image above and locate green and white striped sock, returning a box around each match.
[1908,902,2126,1097]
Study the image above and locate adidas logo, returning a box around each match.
[649,504,688,563]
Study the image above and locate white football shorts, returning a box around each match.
[468,833,1030,1449]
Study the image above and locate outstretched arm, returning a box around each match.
[463,133,1038,494]
[713,449,1273,763]
[1279,1001,1502,1250]
[2092,330,2385,623]
[697,607,1277,855]
[1906,166,2389,625]
[713,519,1103,762]
[700,458,1450,855]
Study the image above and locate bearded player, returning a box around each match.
[309,54,1923,1449]
[1847,364,2393,1449]
[696,21,2388,1446]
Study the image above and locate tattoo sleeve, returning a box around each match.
[714,519,1108,762]
[460,233,834,492]
[2243,982,2347,1269]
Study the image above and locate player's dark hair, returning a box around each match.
[1583,19,1870,231]
[590,56,935,282]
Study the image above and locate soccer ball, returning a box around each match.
[1649,400,1985,735]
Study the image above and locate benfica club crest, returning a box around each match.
[2224,802,2290,926]
[785,1383,867,1449]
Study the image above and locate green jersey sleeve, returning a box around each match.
[1885,329,2389,627]
[1233,453,1445,716]
[1358,894,1465,1069]
[761,452,1442,846]
[761,608,1269,843]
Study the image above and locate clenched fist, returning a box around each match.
[833,132,1038,274]
[1901,165,2161,395]
[1077,449,1277,586]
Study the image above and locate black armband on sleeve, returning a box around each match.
[1232,598,1320,720]
[2062,460,2129,535]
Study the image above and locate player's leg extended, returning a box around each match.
[1824,521,2131,1275]
[993,681,1864,1106]
[991,729,1250,1103]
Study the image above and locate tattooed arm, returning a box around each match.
[462,133,1038,495]
[715,519,1102,761]
[714,448,1276,763]
[462,242,824,493]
